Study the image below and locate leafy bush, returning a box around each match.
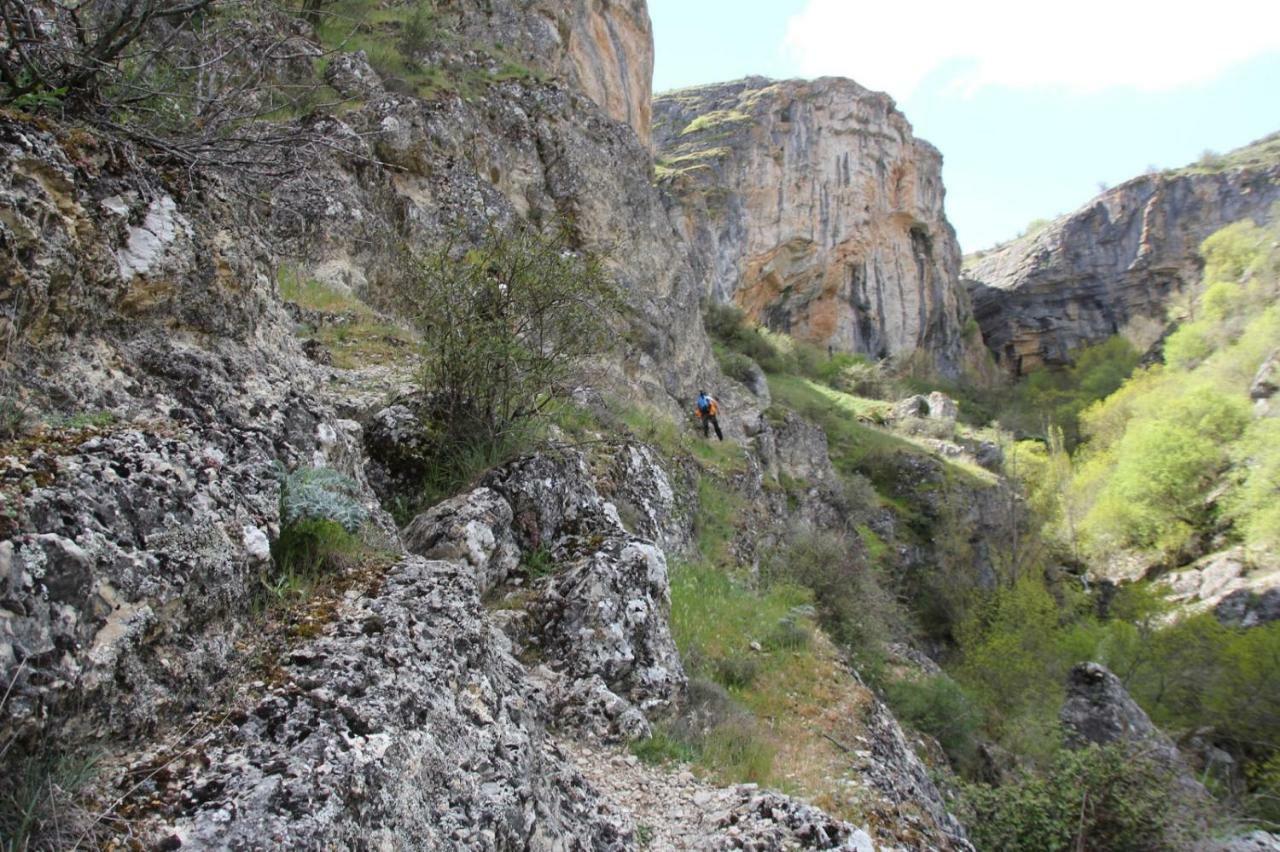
[763,616,812,652]
[712,654,761,689]
[1003,335,1140,446]
[714,346,760,385]
[399,223,619,498]
[266,466,371,603]
[762,528,907,675]
[884,675,983,771]
[958,744,1201,851]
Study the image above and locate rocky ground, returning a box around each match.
[564,740,877,851]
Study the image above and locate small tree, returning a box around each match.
[401,222,621,457]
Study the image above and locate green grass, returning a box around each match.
[680,109,751,136]
[768,373,997,488]
[670,561,812,677]
[278,266,416,369]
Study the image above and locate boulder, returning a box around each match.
[401,487,520,594]
[1060,662,1208,800]
[1251,349,1279,417]
[531,538,684,716]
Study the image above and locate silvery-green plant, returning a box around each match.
[279,467,368,533]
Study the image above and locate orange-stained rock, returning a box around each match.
[654,77,976,376]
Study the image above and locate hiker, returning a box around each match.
[695,390,724,441]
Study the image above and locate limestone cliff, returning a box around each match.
[445,0,654,145]
[654,77,974,376]
[965,133,1280,374]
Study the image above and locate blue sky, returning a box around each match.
[649,0,1280,252]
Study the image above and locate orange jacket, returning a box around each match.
[695,397,719,417]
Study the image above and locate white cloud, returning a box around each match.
[783,0,1280,100]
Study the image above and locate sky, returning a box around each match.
[648,0,1280,252]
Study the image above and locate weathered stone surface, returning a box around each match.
[444,0,654,145]
[145,556,628,849]
[654,77,976,376]
[532,537,683,715]
[1061,662,1208,800]
[1251,348,1280,417]
[1159,548,1280,624]
[965,141,1280,374]
[402,487,520,594]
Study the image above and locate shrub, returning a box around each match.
[714,347,759,385]
[712,654,761,689]
[762,528,907,674]
[0,393,27,441]
[279,466,368,533]
[884,675,982,771]
[267,466,370,602]
[764,616,812,651]
[958,744,1202,851]
[399,223,620,491]
[0,745,99,851]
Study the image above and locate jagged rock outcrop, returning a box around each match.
[1159,548,1280,626]
[147,555,630,849]
[0,114,386,752]
[654,77,975,376]
[965,135,1280,374]
[1061,662,1208,800]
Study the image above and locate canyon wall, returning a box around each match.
[965,136,1280,374]
[654,77,975,376]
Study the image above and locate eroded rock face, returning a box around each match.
[654,77,975,376]
[1061,662,1208,801]
[0,116,385,751]
[151,556,628,849]
[965,151,1280,375]
[444,0,654,145]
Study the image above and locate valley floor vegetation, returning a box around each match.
[680,215,1280,846]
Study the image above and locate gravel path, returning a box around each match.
[562,740,876,851]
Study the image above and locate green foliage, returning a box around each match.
[0,389,29,441]
[702,301,790,374]
[700,720,775,783]
[0,745,99,852]
[630,729,698,765]
[957,575,1069,726]
[279,466,368,533]
[1047,216,1280,561]
[401,224,619,454]
[1226,419,1280,551]
[712,655,761,689]
[1004,335,1141,446]
[399,0,439,62]
[680,109,751,136]
[884,675,983,771]
[959,745,1198,852]
[670,560,812,677]
[267,517,361,602]
[520,544,556,579]
[761,528,907,677]
[712,344,759,385]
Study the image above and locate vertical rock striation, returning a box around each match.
[445,0,654,145]
[654,76,975,376]
[964,135,1280,374]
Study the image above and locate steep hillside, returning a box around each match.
[965,133,1280,374]
[0,2,990,849]
[654,77,978,377]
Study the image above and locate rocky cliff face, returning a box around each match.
[654,77,975,376]
[965,139,1280,374]
[445,0,654,145]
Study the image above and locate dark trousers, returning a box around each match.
[701,413,723,441]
